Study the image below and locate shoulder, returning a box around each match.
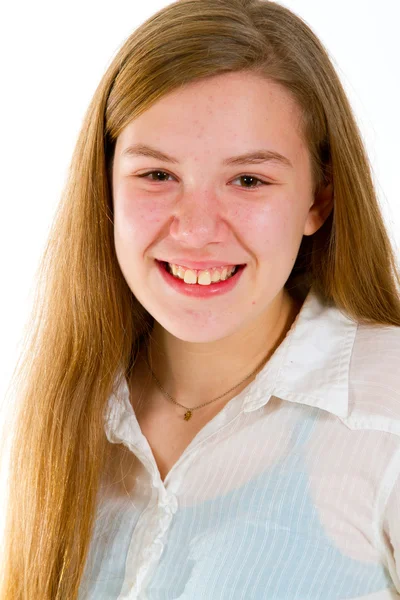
[351,321,400,385]
[344,322,400,436]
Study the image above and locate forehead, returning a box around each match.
[115,71,307,166]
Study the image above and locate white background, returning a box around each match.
[0,0,399,541]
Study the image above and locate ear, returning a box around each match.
[303,182,334,237]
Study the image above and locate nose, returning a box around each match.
[168,188,228,247]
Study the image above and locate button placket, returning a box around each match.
[141,539,163,560]
[167,494,178,514]
[128,493,178,597]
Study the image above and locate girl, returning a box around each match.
[1,0,399,598]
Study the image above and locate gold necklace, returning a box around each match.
[143,348,271,421]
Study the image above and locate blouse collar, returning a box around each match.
[242,286,358,419]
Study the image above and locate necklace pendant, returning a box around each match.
[184,410,192,421]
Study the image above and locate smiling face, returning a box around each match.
[111,71,332,344]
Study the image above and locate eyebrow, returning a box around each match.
[121,143,293,169]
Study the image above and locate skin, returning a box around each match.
[111,71,333,414]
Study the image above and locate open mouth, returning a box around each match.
[158,260,246,284]
[155,259,247,297]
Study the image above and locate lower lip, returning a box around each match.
[155,260,246,298]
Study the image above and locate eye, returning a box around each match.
[135,170,272,190]
[136,170,174,183]
[231,174,270,189]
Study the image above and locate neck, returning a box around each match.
[131,288,302,411]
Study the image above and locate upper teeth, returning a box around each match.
[168,263,236,285]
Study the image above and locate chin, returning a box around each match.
[155,313,244,344]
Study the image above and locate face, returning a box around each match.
[112,71,332,344]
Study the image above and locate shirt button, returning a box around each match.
[164,506,174,517]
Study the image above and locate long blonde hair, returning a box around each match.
[1,0,399,597]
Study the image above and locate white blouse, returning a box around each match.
[78,286,400,600]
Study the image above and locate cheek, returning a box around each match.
[235,199,300,256]
[113,189,163,247]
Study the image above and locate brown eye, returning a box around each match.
[233,175,269,189]
[137,170,174,182]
